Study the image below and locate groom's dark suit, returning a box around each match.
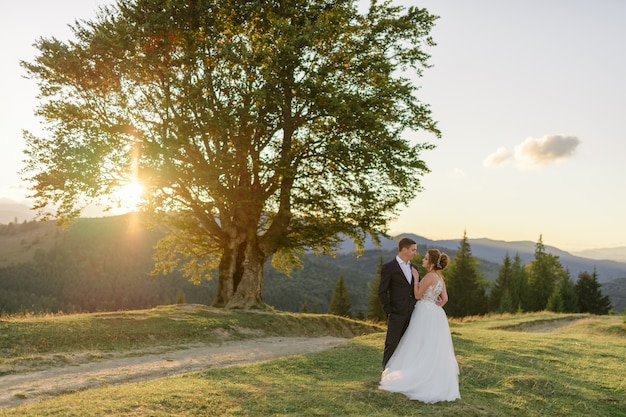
[378,257,417,368]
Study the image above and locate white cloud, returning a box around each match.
[484,135,581,170]
[514,135,580,166]
[483,147,513,167]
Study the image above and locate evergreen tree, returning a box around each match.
[511,253,529,312]
[444,231,488,317]
[558,272,579,313]
[367,256,387,322]
[490,253,514,313]
[576,270,612,314]
[526,235,568,311]
[546,286,565,312]
[328,275,352,317]
[300,299,309,313]
[498,288,514,313]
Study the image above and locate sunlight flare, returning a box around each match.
[111,180,144,214]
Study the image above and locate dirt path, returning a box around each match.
[0,336,346,409]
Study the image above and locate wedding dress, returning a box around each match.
[379,275,460,403]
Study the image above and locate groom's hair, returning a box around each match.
[398,237,417,252]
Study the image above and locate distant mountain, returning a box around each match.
[339,234,626,284]
[0,200,35,225]
[572,247,626,263]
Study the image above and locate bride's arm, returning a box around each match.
[411,266,420,299]
[439,278,449,307]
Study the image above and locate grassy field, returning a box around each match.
[1,306,625,416]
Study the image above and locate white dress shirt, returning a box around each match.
[396,256,412,284]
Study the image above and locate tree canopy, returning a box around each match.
[21,0,439,309]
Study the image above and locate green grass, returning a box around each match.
[1,308,625,416]
[0,304,381,375]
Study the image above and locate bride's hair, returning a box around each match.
[428,249,449,271]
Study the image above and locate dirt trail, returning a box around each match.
[0,336,346,409]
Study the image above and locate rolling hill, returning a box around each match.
[1,214,625,314]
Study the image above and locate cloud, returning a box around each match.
[483,147,513,167]
[484,135,581,169]
[514,135,580,166]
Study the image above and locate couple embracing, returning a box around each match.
[377,237,460,403]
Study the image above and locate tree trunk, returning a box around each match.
[212,235,267,309]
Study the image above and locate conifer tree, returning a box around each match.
[511,253,529,311]
[576,270,612,314]
[328,275,352,317]
[546,286,565,312]
[444,231,488,317]
[498,289,514,313]
[558,272,579,313]
[367,256,387,322]
[526,235,568,311]
[490,253,514,313]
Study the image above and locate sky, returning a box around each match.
[1,0,624,252]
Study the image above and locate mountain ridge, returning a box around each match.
[2,201,625,282]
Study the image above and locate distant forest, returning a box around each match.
[0,215,620,316]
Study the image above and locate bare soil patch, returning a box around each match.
[493,317,583,333]
[0,336,346,409]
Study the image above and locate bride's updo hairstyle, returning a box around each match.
[428,249,449,271]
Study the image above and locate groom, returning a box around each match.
[378,237,418,369]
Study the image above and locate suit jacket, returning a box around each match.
[378,258,417,316]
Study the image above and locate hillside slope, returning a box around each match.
[1,215,624,314]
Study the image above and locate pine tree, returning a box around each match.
[511,253,529,312]
[558,273,579,313]
[367,256,387,322]
[490,253,513,313]
[576,270,612,314]
[546,286,565,312]
[300,299,309,313]
[328,275,352,317]
[498,288,514,313]
[526,235,568,311]
[444,231,488,317]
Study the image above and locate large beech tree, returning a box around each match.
[22,0,439,309]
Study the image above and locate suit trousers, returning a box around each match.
[382,308,412,368]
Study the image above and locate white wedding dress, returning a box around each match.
[379,276,460,403]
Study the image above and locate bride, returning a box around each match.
[379,248,460,403]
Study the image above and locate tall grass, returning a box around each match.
[1,308,625,416]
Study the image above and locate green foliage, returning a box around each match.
[21,0,441,309]
[526,235,569,311]
[546,286,565,312]
[490,253,513,312]
[491,253,529,313]
[576,270,612,314]
[558,274,579,313]
[0,216,213,315]
[328,275,352,317]
[367,256,386,322]
[444,231,488,317]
